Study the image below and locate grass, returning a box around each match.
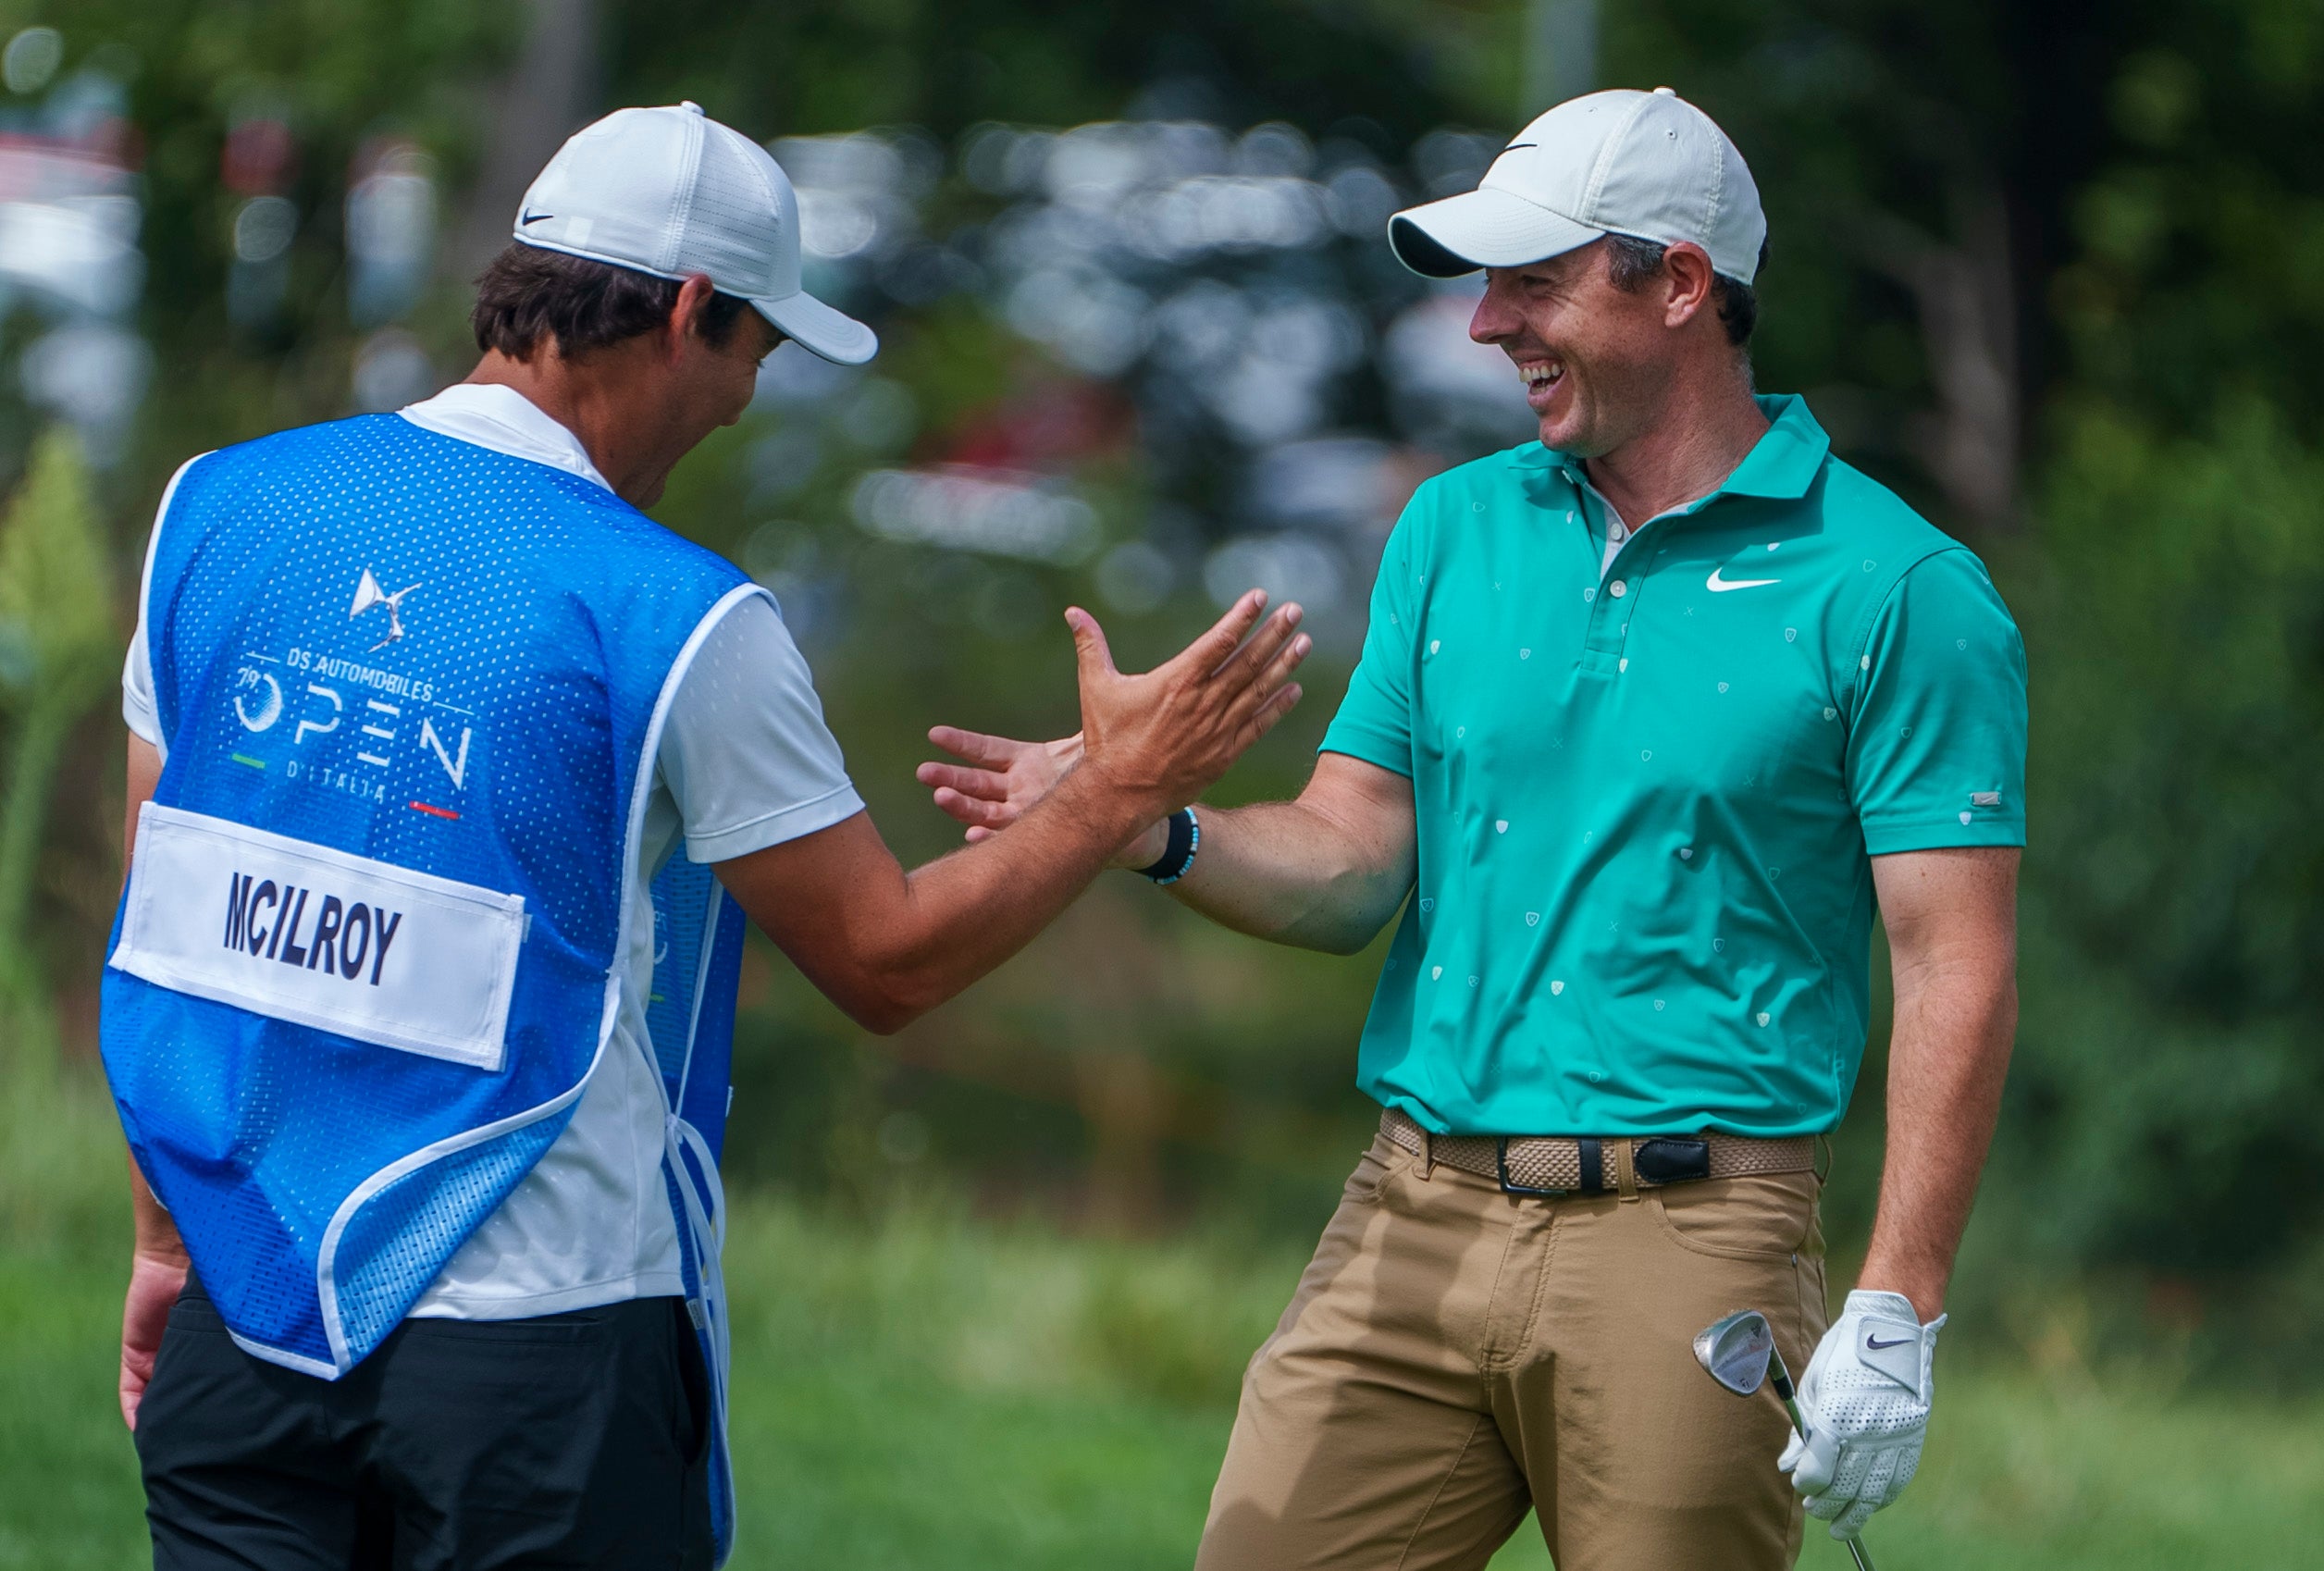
[5,1084,2322,1568]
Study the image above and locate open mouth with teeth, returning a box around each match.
[1517,358,1566,407]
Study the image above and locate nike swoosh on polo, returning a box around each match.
[1864,1334,1914,1350]
[1706,566,1781,592]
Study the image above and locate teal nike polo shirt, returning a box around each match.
[1321,394,2027,1138]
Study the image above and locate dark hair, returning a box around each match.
[1602,232,1767,347]
[470,242,754,361]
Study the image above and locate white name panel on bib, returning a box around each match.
[110,804,525,1070]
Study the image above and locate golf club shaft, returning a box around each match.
[1779,1404,1879,1570]
[1771,1362,1877,1570]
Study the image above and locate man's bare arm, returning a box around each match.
[120,735,190,1430]
[1857,846,2020,1320]
[1153,754,1415,954]
[720,596,1308,1032]
[920,729,1416,956]
[719,790,1151,1033]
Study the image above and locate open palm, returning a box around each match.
[916,726,1083,842]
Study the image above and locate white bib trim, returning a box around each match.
[109,803,525,1070]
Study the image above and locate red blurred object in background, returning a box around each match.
[222,117,293,195]
[938,377,1134,473]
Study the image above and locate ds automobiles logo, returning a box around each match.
[351,568,421,651]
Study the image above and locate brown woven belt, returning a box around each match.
[1380,1107,1816,1195]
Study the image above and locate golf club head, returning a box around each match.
[1694,1309,1776,1397]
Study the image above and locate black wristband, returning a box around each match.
[1135,807,1200,884]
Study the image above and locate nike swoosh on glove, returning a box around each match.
[1778,1289,1945,1540]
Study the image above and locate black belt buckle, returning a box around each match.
[1632,1137,1712,1185]
[1495,1137,1570,1198]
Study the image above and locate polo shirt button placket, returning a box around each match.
[1580,561,1639,678]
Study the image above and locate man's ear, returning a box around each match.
[670,274,719,355]
[1661,243,1717,328]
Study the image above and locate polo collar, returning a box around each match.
[1517,393,1831,504]
[398,382,614,493]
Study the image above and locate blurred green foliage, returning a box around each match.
[2004,401,2324,1278]
[605,0,1473,142]
[0,430,113,1062]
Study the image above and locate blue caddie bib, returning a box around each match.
[103,413,758,1562]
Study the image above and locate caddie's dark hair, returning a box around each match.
[469,242,754,361]
[1602,232,1768,348]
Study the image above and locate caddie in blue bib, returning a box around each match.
[103,411,757,1552]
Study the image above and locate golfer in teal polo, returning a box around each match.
[1328,390,2021,1140]
[921,87,2025,1571]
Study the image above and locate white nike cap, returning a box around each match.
[513,102,878,365]
[1390,87,1764,286]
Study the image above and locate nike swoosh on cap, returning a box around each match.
[519,209,551,225]
[1705,566,1780,591]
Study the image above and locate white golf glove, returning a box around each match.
[1779,1290,1945,1539]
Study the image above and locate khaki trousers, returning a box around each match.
[1195,1132,1829,1571]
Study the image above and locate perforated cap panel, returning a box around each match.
[676,121,799,300]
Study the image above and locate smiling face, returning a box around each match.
[1468,239,1691,459]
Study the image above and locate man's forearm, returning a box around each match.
[130,1154,187,1266]
[873,766,1166,1015]
[1167,796,1414,955]
[739,761,1170,1033]
[1856,957,2017,1320]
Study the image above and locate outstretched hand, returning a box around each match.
[918,727,1083,845]
[921,725,1173,868]
[918,591,1307,862]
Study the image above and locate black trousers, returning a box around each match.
[136,1280,714,1571]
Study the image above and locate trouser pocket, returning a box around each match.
[1650,1170,1822,1261]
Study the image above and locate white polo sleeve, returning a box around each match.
[123,620,160,748]
[659,593,862,862]
[123,457,207,759]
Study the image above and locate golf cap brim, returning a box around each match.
[752,288,878,365]
[1388,185,1607,278]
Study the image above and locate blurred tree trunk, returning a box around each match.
[1869,187,2021,530]
[1523,0,1598,113]
[1033,888,1175,1234]
[1073,1046,1169,1235]
[451,0,603,282]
